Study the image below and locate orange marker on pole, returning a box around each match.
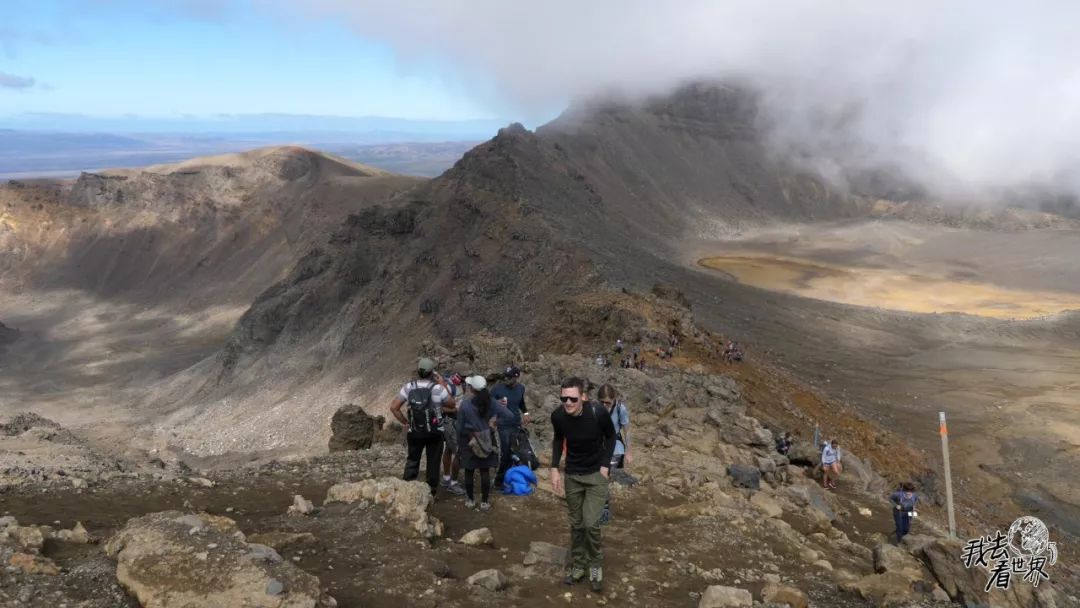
[939,411,956,538]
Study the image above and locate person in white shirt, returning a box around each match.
[389,357,456,496]
[821,439,842,490]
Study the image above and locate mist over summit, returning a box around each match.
[281,0,1080,200]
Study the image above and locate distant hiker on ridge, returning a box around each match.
[389,357,455,497]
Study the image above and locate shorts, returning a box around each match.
[442,419,458,453]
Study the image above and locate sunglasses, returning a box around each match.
[559,396,580,403]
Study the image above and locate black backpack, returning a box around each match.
[509,427,541,470]
[406,381,443,435]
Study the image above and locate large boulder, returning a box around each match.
[522,541,569,568]
[915,537,1063,608]
[699,585,752,608]
[873,542,926,579]
[750,492,783,518]
[840,572,919,606]
[327,404,382,452]
[459,528,494,547]
[760,583,808,608]
[727,464,761,490]
[3,525,45,553]
[787,441,820,467]
[718,414,773,448]
[841,453,890,494]
[324,478,443,539]
[105,511,331,608]
[784,484,836,522]
[466,569,508,592]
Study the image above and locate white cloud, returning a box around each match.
[257,0,1080,198]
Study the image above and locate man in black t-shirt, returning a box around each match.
[550,376,616,593]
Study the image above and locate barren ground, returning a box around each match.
[684,219,1080,544]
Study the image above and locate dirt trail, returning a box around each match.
[0,451,905,608]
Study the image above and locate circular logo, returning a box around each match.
[1006,516,1051,558]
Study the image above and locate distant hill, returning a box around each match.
[0,131,480,180]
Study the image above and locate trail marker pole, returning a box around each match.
[939,411,957,539]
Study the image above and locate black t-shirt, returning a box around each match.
[551,402,616,475]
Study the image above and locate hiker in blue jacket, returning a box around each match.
[890,482,919,543]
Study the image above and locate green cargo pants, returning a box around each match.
[564,471,609,569]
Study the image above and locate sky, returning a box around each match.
[0,0,510,123]
[3,1,1080,198]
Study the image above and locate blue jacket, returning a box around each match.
[501,465,537,496]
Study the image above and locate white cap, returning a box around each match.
[465,375,487,391]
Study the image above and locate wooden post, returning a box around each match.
[939,411,957,538]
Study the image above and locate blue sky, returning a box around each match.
[0,0,509,125]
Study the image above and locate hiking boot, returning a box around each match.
[479,502,492,513]
[589,566,603,592]
[563,568,586,585]
[464,499,476,509]
[445,481,466,496]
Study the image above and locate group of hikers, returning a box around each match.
[388,357,632,592]
[391,352,919,593]
[774,432,843,490]
[389,359,539,510]
[775,431,920,543]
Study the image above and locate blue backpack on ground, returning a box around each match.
[502,465,537,495]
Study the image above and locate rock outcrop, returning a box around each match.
[327,405,383,452]
[699,585,752,608]
[324,477,443,539]
[105,511,333,608]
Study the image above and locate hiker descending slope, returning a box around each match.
[389,357,455,497]
[822,439,842,490]
[551,377,616,593]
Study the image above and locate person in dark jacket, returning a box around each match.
[775,432,792,456]
[458,375,498,511]
[889,482,919,543]
[492,365,529,485]
[551,376,616,593]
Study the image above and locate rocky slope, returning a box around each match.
[0,329,1070,606]
[0,147,423,438]
[0,146,420,307]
